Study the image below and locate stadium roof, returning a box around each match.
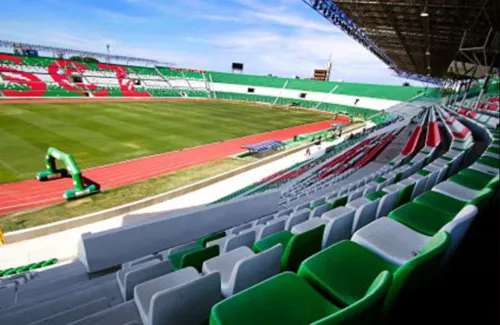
[303,0,499,84]
[0,39,176,66]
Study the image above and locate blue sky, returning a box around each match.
[0,0,413,85]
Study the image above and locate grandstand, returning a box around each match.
[0,51,425,120]
[0,1,499,325]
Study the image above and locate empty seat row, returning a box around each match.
[1,104,496,325]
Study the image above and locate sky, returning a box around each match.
[0,0,414,85]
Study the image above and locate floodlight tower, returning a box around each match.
[325,53,333,81]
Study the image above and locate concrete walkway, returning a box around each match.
[0,141,332,269]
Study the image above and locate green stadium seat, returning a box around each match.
[169,245,220,272]
[197,232,226,247]
[253,226,324,272]
[253,230,293,253]
[448,174,499,191]
[330,195,348,209]
[391,187,493,236]
[299,232,450,315]
[209,270,392,325]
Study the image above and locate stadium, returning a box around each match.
[0,0,498,324]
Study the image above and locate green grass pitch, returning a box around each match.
[0,100,329,184]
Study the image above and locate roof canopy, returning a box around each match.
[0,39,175,66]
[303,0,499,83]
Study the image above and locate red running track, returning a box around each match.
[0,119,344,214]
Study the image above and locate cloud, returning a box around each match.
[0,21,119,50]
[247,11,336,32]
[0,1,410,85]
[184,26,394,82]
[198,14,242,22]
[122,0,215,16]
[92,9,148,24]
[194,0,335,33]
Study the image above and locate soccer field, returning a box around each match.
[0,100,329,184]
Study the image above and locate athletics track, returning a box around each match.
[0,98,348,214]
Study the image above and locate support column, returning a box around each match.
[460,79,473,107]
[473,60,496,111]
[473,74,491,111]
[451,80,463,106]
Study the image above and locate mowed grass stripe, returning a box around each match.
[21,104,147,152]
[109,104,271,144]
[23,108,158,155]
[98,107,203,141]
[42,104,183,152]
[0,115,113,171]
[8,109,126,153]
[89,115,201,150]
[124,103,315,138]
[119,103,231,132]
[104,108,252,150]
[0,101,329,184]
[0,128,47,182]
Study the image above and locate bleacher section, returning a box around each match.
[1,92,496,324]
[1,52,428,120]
[209,71,425,100]
[209,71,427,118]
[0,53,209,99]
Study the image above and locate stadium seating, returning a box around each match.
[0,65,498,325]
[0,259,58,277]
[209,71,425,101]
[0,51,429,121]
[0,52,211,99]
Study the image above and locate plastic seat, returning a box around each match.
[459,168,498,185]
[134,268,222,325]
[298,232,450,315]
[353,205,477,266]
[253,230,293,254]
[388,202,454,236]
[166,241,198,255]
[257,219,285,240]
[117,260,173,300]
[432,181,482,202]
[347,189,364,202]
[253,226,325,272]
[202,245,282,297]
[399,175,427,200]
[254,215,275,226]
[169,245,219,272]
[284,210,310,231]
[415,187,493,217]
[310,197,326,208]
[477,156,500,169]
[469,162,498,175]
[209,271,392,325]
[310,203,331,218]
[448,174,499,191]
[421,165,448,191]
[122,254,162,270]
[275,208,293,218]
[346,197,380,233]
[225,230,257,252]
[374,190,399,219]
[291,218,328,235]
[330,195,348,209]
[363,182,378,196]
[294,202,310,212]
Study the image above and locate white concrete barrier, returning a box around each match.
[78,191,280,273]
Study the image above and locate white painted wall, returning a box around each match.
[169,79,190,88]
[211,82,401,111]
[143,80,170,87]
[189,80,208,89]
